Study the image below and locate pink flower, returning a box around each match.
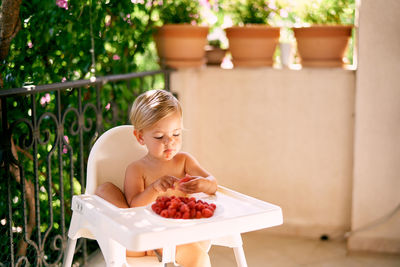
[28,42,33,48]
[62,135,69,154]
[105,15,111,27]
[280,9,288,18]
[113,54,120,60]
[56,0,68,10]
[199,0,211,9]
[124,15,132,24]
[61,77,67,82]
[268,1,277,10]
[105,103,111,111]
[40,93,51,106]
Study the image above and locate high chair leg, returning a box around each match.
[161,245,176,265]
[96,234,126,267]
[63,238,77,267]
[211,233,248,267]
[233,246,247,267]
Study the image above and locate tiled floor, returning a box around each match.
[88,230,400,266]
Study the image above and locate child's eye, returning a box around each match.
[173,133,180,137]
[154,136,163,140]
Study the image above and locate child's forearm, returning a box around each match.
[128,186,158,207]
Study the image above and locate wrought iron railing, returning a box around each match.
[0,69,171,266]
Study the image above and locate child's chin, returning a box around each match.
[164,154,175,160]
[163,151,176,160]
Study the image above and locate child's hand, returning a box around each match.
[178,175,211,194]
[151,175,179,193]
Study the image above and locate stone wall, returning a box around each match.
[172,67,356,239]
[349,0,400,254]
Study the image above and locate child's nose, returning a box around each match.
[164,136,173,145]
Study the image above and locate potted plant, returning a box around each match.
[224,0,281,67]
[292,0,355,67]
[205,39,227,66]
[153,0,209,68]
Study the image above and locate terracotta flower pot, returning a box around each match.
[293,25,353,67]
[153,24,209,68]
[225,25,280,67]
[205,46,227,66]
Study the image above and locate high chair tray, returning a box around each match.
[71,185,282,251]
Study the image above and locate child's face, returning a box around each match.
[140,111,182,161]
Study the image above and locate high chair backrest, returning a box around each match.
[85,125,147,194]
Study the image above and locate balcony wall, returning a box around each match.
[349,0,400,254]
[172,67,356,238]
[171,0,400,254]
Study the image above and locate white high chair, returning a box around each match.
[63,125,164,267]
[63,125,277,267]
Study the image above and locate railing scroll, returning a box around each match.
[0,69,171,266]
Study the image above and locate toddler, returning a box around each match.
[96,89,217,267]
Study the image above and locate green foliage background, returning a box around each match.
[0,0,163,264]
[2,0,160,89]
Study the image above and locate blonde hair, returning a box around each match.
[129,89,182,131]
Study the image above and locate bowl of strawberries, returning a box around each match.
[150,195,219,220]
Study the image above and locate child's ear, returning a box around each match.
[133,129,145,145]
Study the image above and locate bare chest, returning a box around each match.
[143,162,187,197]
[143,161,186,187]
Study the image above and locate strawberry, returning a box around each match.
[151,203,158,211]
[182,211,190,219]
[168,207,177,217]
[195,210,202,219]
[195,203,204,211]
[187,200,196,209]
[160,209,169,218]
[179,174,194,184]
[169,199,180,209]
[179,177,192,183]
[180,203,189,213]
[174,211,182,219]
[202,208,213,218]
[154,207,162,214]
[190,208,197,218]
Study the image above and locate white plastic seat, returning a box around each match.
[63,125,163,266]
[63,125,252,267]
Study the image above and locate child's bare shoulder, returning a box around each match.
[175,151,195,161]
[125,158,146,177]
[176,151,198,161]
